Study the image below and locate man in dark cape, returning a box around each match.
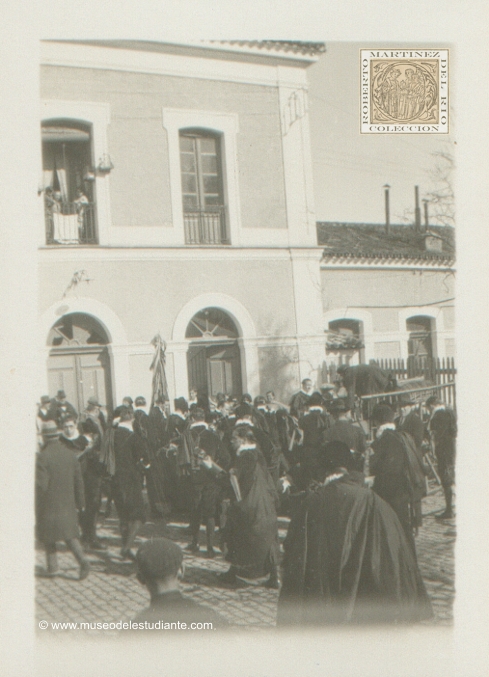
[278,441,432,626]
[219,426,280,588]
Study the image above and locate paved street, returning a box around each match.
[36,480,455,631]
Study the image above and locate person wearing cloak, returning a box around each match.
[277,441,432,625]
[219,426,280,589]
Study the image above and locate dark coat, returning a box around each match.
[278,472,432,625]
[112,427,148,523]
[48,399,78,429]
[36,439,85,543]
[224,446,280,578]
[399,411,425,451]
[289,391,311,419]
[322,419,366,455]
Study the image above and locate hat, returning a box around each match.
[319,441,355,472]
[336,364,348,373]
[40,395,51,406]
[87,396,102,407]
[425,395,440,407]
[174,397,189,413]
[371,403,395,424]
[41,421,59,438]
[57,390,66,399]
[123,396,134,405]
[308,392,324,407]
[329,398,350,414]
[136,538,183,581]
[135,396,146,407]
[235,403,253,419]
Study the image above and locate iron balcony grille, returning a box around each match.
[45,200,98,245]
[184,207,229,245]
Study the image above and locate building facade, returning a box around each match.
[37,41,455,414]
[38,40,327,412]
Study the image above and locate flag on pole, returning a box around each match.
[150,333,169,408]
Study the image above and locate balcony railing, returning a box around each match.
[184,207,229,245]
[45,199,98,245]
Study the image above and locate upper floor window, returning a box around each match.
[42,120,98,245]
[179,130,229,245]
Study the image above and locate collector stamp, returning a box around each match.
[360,49,449,133]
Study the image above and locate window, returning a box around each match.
[326,319,365,358]
[406,315,434,358]
[179,130,229,245]
[41,119,98,245]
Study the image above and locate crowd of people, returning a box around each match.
[35,374,456,626]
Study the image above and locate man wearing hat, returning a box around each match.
[36,421,90,580]
[278,440,432,625]
[397,396,424,453]
[295,393,333,489]
[322,399,366,471]
[134,538,227,626]
[48,389,78,430]
[78,396,107,549]
[37,395,53,449]
[369,404,426,548]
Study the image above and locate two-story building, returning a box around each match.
[38,40,328,412]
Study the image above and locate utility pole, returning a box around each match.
[422,199,429,231]
[414,185,421,232]
[383,184,390,235]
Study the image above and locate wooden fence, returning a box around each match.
[322,356,456,387]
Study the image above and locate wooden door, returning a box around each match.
[48,353,78,407]
[206,343,241,397]
[48,348,112,413]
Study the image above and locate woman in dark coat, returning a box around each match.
[111,408,149,560]
[36,421,90,579]
[219,426,280,588]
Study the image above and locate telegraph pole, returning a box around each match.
[383,184,390,235]
[414,185,421,232]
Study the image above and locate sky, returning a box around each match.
[307,43,455,225]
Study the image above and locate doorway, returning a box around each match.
[47,312,113,413]
[186,307,242,398]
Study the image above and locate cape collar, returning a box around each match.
[237,444,256,455]
[307,406,323,413]
[61,432,80,441]
[376,422,396,438]
[173,411,187,420]
[190,421,208,430]
[432,404,446,414]
[118,421,133,432]
[235,418,253,427]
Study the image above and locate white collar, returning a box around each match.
[173,411,187,420]
[432,404,446,414]
[190,421,208,430]
[235,419,253,427]
[301,389,312,396]
[308,406,323,413]
[376,422,396,438]
[322,471,347,486]
[61,432,80,441]
[237,444,256,455]
[118,421,133,431]
[256,406,267,412]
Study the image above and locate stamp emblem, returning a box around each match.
[361,49,449,133]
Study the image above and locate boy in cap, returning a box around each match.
[134,538,227,626]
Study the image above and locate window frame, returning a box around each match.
[162,108,241,246]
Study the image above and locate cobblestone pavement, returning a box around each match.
[35,480,455,631]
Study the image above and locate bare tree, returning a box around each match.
[396,151,455,227]
[424,151,455,227]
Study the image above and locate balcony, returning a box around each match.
[184,207,229,245]
[45,198,98,245]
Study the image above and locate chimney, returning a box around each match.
[422,199,429,231]
[414,185,421,232]
[383,184,390,235]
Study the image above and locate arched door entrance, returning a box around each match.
[186,307,242,398]
[47,313,113,413]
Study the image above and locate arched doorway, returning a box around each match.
[186,307,242,398]
[47,313,113,413]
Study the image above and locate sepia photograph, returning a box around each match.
[1,3,488,676]
[34,38,455,629]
